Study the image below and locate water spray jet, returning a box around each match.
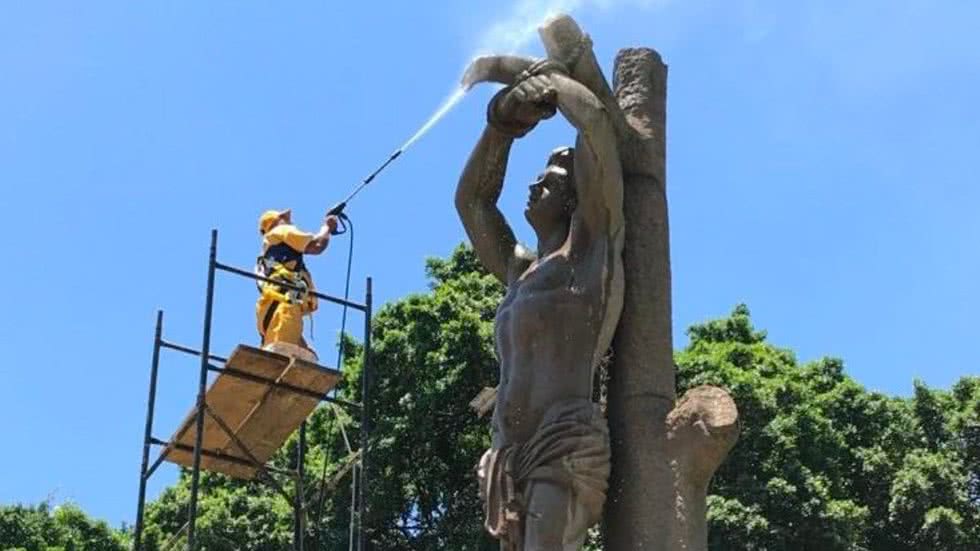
[327,6,581,217]
[326,85,469,219]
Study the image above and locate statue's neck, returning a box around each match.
[536,222,570,257]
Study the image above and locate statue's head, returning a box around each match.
[525,146,577,235]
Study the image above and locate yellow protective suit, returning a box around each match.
[256,224,318,347]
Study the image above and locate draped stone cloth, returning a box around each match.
[478,399,611,549]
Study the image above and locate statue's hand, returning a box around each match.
[488,75,558,138]
[509,74,558,111]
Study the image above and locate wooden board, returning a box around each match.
[164,345,341,479]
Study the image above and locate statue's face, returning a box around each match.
[526,148,576,233]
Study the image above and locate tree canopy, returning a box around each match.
[0,502,129,551]
[680,304,979,550]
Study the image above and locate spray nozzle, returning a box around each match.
[327,202,347,217]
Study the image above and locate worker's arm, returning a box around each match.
[304,216,338,255]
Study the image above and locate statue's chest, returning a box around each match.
[496,256,592,339]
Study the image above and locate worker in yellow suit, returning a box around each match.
[256,209,338,355]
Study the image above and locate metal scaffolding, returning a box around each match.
[132,229,373,551]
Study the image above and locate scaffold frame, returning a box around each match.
[132,229,374,551]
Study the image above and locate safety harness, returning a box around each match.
[256,242,314,335]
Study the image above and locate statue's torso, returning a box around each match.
[492,240,622,447]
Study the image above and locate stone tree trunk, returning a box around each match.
[539,16,740,551]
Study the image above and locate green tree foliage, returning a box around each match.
[345,246,502,549]
[139,472,293,551]
[128,246,979,549]
[679,305,980,550]
[0,502,129,551]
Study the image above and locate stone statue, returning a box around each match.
[457,39,625,550]
[459,14,740,551]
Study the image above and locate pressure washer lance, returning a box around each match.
[325,148,403,235]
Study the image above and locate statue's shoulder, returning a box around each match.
[505,244,537,286]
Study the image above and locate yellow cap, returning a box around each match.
[259,209,286,234]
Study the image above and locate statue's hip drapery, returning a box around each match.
[478,398,610,549]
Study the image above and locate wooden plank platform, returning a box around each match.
[163,345,341,479]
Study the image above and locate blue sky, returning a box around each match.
[1,0,978,527]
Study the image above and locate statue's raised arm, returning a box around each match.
[536,69,624,249]
[457,58,623,285]
[453,115,532,285]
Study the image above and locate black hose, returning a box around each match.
[310,213,356,539]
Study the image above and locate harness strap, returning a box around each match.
[261,300,280,336]
[257,258,310,305]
